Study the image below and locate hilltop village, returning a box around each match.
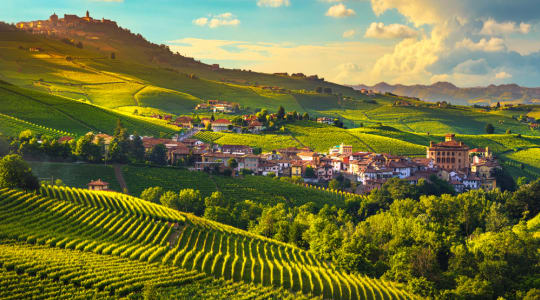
[16,11,117,33]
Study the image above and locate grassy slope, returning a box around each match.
[0,81,178,136]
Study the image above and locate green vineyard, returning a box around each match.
[0,113,74,138]
[0,185,415,299]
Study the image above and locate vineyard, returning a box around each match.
[0,113,74,138]
[0,185,415,299]
[121,165,362,209]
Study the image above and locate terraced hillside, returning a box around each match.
[0,186,415,299]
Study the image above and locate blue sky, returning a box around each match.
[2,0,540,87]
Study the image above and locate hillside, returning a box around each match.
[0,185,414,299]
[1,18,539,138]
[352,82,540,106]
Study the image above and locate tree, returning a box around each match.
[277,106,285,120]
[148,144,167,165]
[74,133,102,162]
[304,166,316,178]
[159,191,179,209]
[227,158,238,171]
[329,179,340,190]
[177,189,204,215]
[130,134,145,162]
[485,123,495,134]
[204,191,227,208]
[0,154,39,191]
[302,112,310,120]
[496,101,501,109]
[516,177,529,186]
[140,186,164,204]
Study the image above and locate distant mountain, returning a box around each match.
[350,82,540,105]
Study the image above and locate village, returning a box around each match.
[79,129,501,194]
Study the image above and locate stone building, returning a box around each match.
[427,134,470,171]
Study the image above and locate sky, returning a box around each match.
[2,0,540,87]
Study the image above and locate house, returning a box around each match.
[316,117,334,125]
[316,164,334,181]
[211,119,232,132]
[291,161,305,177]
[297,152,319,162]
[175,116,193,128]
[221,144,253,155]
[87,179,109,191]
[259,161,280,176]
[248,120,264,133]
[195,103,211,110]
[238,155,260,173]
[329,143,352,155]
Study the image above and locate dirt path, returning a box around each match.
[113,165,129,194]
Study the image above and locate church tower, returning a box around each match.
[86,11,90,18]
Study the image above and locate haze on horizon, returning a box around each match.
[2,0,540,88]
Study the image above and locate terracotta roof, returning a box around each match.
[88,179,109,186]
[212,119,232,124]
[58,136,73,143]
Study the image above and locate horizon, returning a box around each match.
[2,0,540,88]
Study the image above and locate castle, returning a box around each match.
[16,11,117,33]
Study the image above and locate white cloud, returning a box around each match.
[193,17,208,26]
[457,37,506,52]
[364,22,417,39]
[495,71,512,79]
[342,29,356,38]
[326,4,356,18]
[192,13,240,29]
[257,0,290,7]
[480,18,531,35]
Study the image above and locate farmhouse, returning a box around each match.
[211,119,232,132]
[316,117,333,125]
[87,179,109,191]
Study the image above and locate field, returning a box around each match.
[0,186,414,299]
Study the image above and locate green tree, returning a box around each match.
[74,133,102,162]
[130,134,145,162]
[140,186,164,204]
[159,191,179,209]
[227,158,238,170]
[328,179,340,190]
[302,112,309,120]
[304,166,316,178]
[148,144,167,165]
[178,188,204,215]
[277,106,285,120]
[0,154,39,191]
[204,191,227,208]
[485,123,495,134]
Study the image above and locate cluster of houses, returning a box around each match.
[170,115,264,133]
[195,100,238,113]
[121,133,502,194]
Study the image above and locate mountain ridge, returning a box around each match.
[351,81,540,105]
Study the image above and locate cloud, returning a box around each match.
[452,58,490,75]
[364,22,417,39]
[495,71,512,79]
[457,37,506,52]
[326,4,356,18]
[480,18,531,35]
[342,29,356,38]
[257,0,290,7]
[193,13,240,29]
[193,18,208,26]
[168,37,391,84]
